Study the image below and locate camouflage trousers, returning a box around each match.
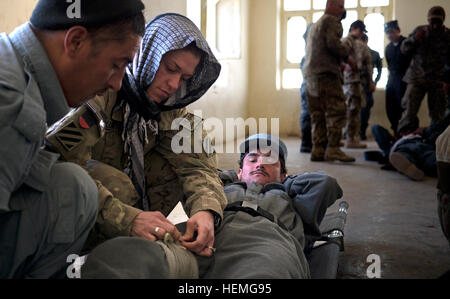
[83,152,184,252]
[306,74,347,148]
[343,83,364,140]
[398,81,447,133]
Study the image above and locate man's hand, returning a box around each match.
[181,211,215,257]
[131,211,181,242]
[414,28,427,41]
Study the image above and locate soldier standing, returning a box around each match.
[384,20,411,135]
[0,0,146,278]
[398,6,450,134]
[342,20,375,149]
[300,24,313,153]
[360,34,383,141]
[304,0,356,162]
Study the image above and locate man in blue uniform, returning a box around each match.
[384,20,411,135]
[0,0,145,278]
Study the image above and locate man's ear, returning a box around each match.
[237,169,243,180]
[280,173,287,181]
[64,26,90,58]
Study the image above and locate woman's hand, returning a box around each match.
[181,211,215,257]
[131,211,181,242]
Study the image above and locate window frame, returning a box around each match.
[280,0,393,90]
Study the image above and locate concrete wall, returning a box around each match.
[142,0,187,20]
[0,0,38,33]
[188,0,249,140]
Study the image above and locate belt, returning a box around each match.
[225,201,288,231]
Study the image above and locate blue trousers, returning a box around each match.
[300,81,312,149]
[395,139,437,177]
[372,125,437,177]
[360,92,374,138]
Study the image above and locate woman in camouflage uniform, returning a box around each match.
[46,14,227,257]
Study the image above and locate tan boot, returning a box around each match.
[325,147,356,162]
[345,137,367,149]
[389,152,425,181]
[311,146,325,162]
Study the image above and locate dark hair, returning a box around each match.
[239,153,288,175]
[361,34,368,42]
[88,12,146,49]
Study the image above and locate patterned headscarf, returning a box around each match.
[122,13,221,210]
[132,13,221,110]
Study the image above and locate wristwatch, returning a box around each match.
[209,210,222,228]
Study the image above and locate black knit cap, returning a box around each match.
[30,0,145,30]
[384,20,400,33]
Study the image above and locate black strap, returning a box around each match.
[225,201,288,231]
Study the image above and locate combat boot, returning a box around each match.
[311,146,325,162]
[325,147,356,162]
[345,137,367,149]
[389,152,425,181]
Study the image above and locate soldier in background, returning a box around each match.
[398,6,450,134]
[360,34,383,141]
[304,0,356,163]
[384,20,411,136]
[342,20,375,149]
[0,0,145,278]
[300,24,313,153]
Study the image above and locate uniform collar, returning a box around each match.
[9,23,69,126]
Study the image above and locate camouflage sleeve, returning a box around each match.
[156,109,227,222]
[326,18,350,60]
[46,91,142,238]
[94,179,142,238]
[401,26,421,55]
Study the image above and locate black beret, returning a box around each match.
[428,6,446,22]
[350,20,368,33]
[384,20,400,32]
[30,0,145,30]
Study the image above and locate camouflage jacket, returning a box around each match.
[401,25,450,84]
[47,90,227,238]
[342,34,373,85]
[304,14,351,81]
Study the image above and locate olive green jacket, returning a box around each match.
[49,90,227,238]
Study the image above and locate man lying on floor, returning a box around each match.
[371,113,450,181]
[81,134,343,279]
